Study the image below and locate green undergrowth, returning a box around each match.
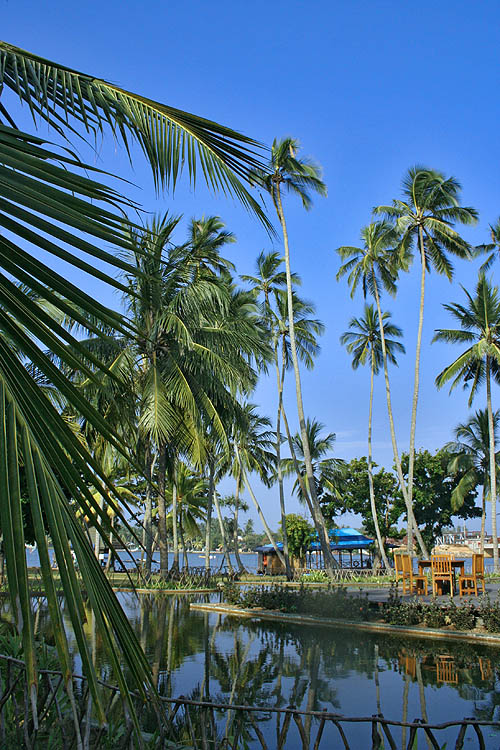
[222,582,500,634]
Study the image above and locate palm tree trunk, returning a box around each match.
[157,443,169,579]
[372,273,428,557]
[179,523,189,569]
[104,516,114,574]
[368,350,390,569]
[143,445,154,575]
[480,484,486,556]
[275,341,292,579]
[205,460,215,572]
[407,232,427,554]
[236,445,286,566]
[233,471,246,574]
[486,356,499,572]
[275,183,337,578]
[213,488,234,574]
[171,464,179,574]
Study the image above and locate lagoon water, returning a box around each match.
[29,591,500,748]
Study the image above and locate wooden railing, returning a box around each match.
[0,655,497,749]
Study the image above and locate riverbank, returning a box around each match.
[190,601,500,647]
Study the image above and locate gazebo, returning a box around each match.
[254,527,375,575]
[306,527,374,570]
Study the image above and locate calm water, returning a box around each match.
[27,592,500,748]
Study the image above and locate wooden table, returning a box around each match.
[418,560,465,596]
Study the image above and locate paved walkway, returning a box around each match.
[345,582,500,606]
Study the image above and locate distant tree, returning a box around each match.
[394,449,481,550]
[321,458,401,546]
[284,514,315,563]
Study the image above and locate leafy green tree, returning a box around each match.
[375,167,478,552]
[320,458,401,544]
[434,275,500,570]
[336,221,425,555]
[394,449,481,550]
[0,38,271,715]
[445,409,500,554]
[340,303,404,567]
[251,138,336,576]
[284,514,315,563]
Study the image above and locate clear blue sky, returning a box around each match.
[4,0,500,532]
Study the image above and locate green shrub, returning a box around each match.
[423,599,448,629]
[222,581,241,605]
[446,601,476,630]
[479,596,500,633]
[381,586,423,626]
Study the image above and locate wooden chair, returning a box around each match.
[459,553,486,597]
[401,553,428,595]
[431,555,454,597]
[394,552,404,586]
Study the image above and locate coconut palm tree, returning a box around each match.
[374,167,478,551]
[336,221,427,556]
[475,217,500,272]
[250,138,336,575]
[242,252,320,578]
[340,303,404,569]
[165,462,207,568]
[0,38,272,720]
[445,409,500,554]
[282,419,346,508]
[233,403,285,565]
[434,275,500,570]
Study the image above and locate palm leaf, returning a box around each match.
[0,41,273,231]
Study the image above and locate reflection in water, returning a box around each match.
[15,593,500,747]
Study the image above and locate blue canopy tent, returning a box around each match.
[307,528,374,570]
[254,527,375,574]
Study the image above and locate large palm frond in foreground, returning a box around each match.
[0,40,271,741]
[0,41,272,229]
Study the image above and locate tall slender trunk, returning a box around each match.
[372,273,428,557]
[368,350,390,569]
[275,183,337,577]
[143,445,154,575]
[179,523,189,569]
[213,487,234,574]
[236,445,286,566]
[205,461,215,572]
[233,471,246,574]
[170,463,179,573]
[104,516,114,574]
[407,230,427,553]
[486,356,499,572]
[157,443,169,578]
[275,339,292,579]
[480,484,486,556]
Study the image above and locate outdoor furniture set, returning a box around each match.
[394,552,485,597]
